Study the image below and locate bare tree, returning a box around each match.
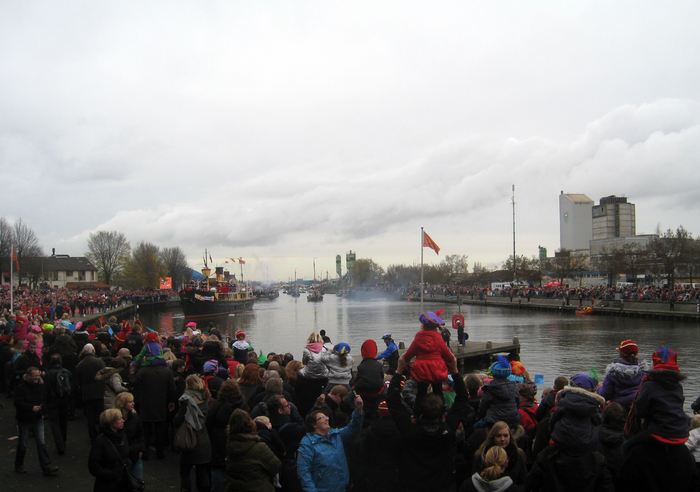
[646,226,694,289]
[160,247,191,289]
[471,262,491,287]
[85,231,131,284]
[0,217,12,275]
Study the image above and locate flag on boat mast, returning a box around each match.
[238,258,246,264]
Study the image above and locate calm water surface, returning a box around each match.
[139,293,700,410]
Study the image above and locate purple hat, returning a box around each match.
[419,310,445,327]
[570,372,598,391]
[203,360,218,373]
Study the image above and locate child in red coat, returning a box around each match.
[399,310,455,402]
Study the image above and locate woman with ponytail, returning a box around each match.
[461,445,525,492]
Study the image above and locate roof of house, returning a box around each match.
[43,255,98,272]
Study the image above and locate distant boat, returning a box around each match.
[291,269,300,297]
[576,306,595,315]
[307,259,324,302]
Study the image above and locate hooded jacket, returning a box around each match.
[596,359,648,408]
[478,378,520,427]
[462,474,524,492]
[632,369,688,440]
[549,386,605,455]
[300,343,328,379]
[225,432,281,492]
[321,351,354,385]
[402,330,453,383]
[96,367,128,409]
[354,340,385,394]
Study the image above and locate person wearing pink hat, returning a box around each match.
[596,340,648,411]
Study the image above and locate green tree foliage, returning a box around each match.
[385,264,421,288]
[124,241,164,289]
[352,258,385,287]
[85,231,131,284]
[160,247,192,288]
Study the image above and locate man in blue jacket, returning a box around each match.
[376,334,398,374]
[297,394,364,492]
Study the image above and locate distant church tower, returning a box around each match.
[559,191,593,251]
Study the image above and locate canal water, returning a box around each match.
[138,293,700,410]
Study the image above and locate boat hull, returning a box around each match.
[179,290,255,318]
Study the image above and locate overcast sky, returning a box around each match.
[2,1,700,282]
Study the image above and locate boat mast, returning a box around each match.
[512,184,517,284]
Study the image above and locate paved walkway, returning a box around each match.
[0,394,182,491]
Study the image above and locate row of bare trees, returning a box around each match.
[517,226,700,289]
[0,218,45,286]
[85,231,191,289]
[0,218,191,290]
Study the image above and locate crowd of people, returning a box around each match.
[2,304,700,492]
[0,285,174,318]
[405,282,700,305]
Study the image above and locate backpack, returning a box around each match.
[54,369,72,397]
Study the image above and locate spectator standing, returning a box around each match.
[14,366,59,475]
[76,343,107,441]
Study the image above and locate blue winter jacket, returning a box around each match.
[297,410,363,492]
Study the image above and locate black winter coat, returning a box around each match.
[477,378,520,427]
[14,374,46,423]
[88,427,131,492]
[207,397,250,468]
[353,358,385,394]
[130,364,176,422]
[76,353,106,401]
[123,412,145,463]
[173,392,212,465]
[526,444,614,492]
[632,369,689,439]
[357,417,402,492]
[387,371,469,492]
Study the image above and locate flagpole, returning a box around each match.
[10,244,14,313]
[420,227,424,312]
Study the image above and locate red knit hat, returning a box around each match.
[235,331,245,340]
[617,340,638,357]
[145,332,158,343]
[652,347,680,372]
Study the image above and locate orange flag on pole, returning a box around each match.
[238,258,246,264]
[12,246,20,272]
[422,231,440,255]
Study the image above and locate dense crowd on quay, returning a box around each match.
[406,283,700,304]
[0,285,175,317]
[2,302,700,491]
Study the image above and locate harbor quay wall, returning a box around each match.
[411,294,700,323]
